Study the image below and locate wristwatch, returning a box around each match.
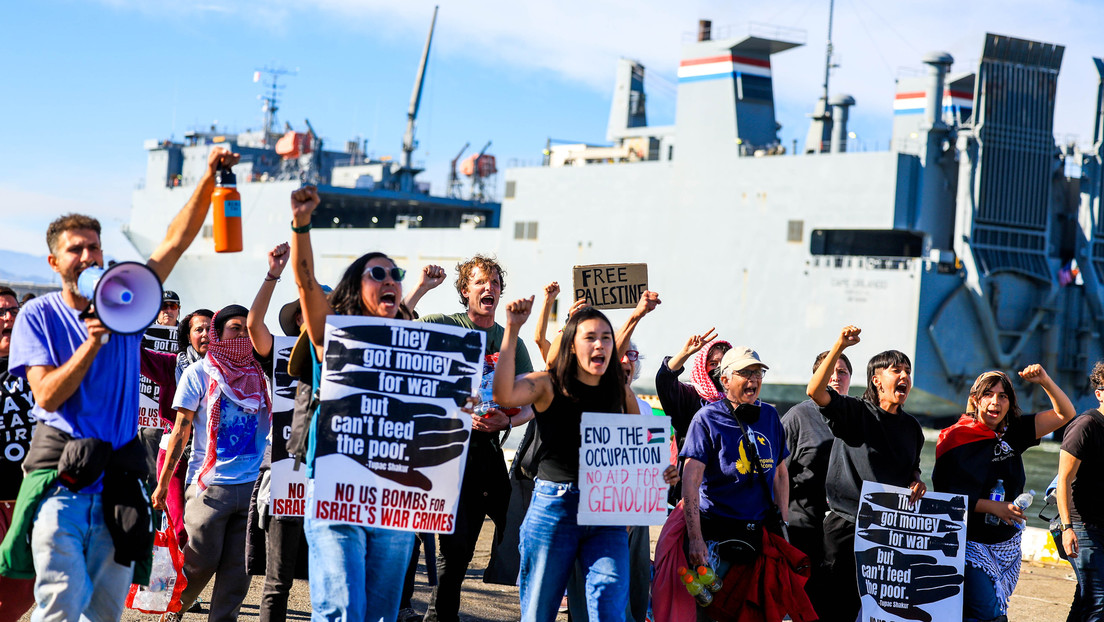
[1062,523,1074,531]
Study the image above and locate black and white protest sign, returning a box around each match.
[855,481,966,622]
[139,325,178,430]
[0,366,35,466]
[310,317,483,533]
[269,336,307,517]
[578,412,671,526]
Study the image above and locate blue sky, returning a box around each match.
[2,0,1101,263]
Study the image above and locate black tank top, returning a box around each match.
[534,379,623,483]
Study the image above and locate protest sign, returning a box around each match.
[309,316,483,533]
[855,481,966,622]
[269,336,307,517]
[578,412,671,526]
[0,367,35,465]
[139,325,178,430]
[572,263,648,310]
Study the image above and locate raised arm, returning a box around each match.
[1020,364,1077,437]
[616,290,660,358]
[147,147,240,282]
[667,327,717,373]
[533,281,560,362]
[402,265,446,312]
[248,242,290,358]
[492,297,552,411]
[807,325,861,407]
[288,186,332,351]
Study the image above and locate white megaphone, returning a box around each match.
[76,262,163,335]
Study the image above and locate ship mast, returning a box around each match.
[255,66,297,148]
[821,0,835,115]
[399,5,439,193]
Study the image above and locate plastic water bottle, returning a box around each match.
[985,479,1006,526]
[696,565,723,592]
[682,573,714,606]
[1013,490,1035,530]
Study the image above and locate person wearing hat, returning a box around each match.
[153,304,272,621]
[806,326,926,622]
[680,347,792,590]
[158,290,181,327]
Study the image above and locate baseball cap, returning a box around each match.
[719,346,769,376]
[162,290,180,305]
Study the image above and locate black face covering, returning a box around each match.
[730,402,761,424]
[709,366,724,393]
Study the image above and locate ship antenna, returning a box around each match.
[399,5,439,192]
[820,0,836,119]
[254,65,298,148]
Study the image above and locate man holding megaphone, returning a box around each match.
[2,147,240,621]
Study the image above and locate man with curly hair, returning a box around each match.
[416,255,534,622]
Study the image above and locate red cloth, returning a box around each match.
[705,530,818,622]
[689,340,730,403]
[935,414,995,460]
[195,310,271,490]
[652,502,698,622]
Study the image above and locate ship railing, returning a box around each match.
[682,22,806,45]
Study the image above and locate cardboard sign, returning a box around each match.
[309,316,484,533]
[572,263,648,310]
[269,336,308,517]
[139,325,179,430]
[855,481,966,622]
[577,412,671,526]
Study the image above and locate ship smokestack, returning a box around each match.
[698,20,711,42]
[829,94,855,153]
[924,51,954,129]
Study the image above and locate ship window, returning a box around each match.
[514,221,539,240]
[505,181,516,199]
[739,75,774,102]
[810,229,924,258]
[514,222,526,239]
[787,220,803,243]
[527,222,538,240]
[201,224,213,239]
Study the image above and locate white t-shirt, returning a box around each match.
[173,361,270,486]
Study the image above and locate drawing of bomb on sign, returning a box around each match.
[311,316,484,534]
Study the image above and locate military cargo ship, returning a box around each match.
[125,14,1104,420]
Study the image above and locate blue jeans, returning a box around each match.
[304,480,415,622]
[30,486,134,622]
[963,564,1003,621]
[1071,523,1104,621]
[519,480,628,622]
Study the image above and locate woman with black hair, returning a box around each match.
[806,325,928,622]
[493,296,674,622]
[934,367,1074,621]
[288,185,417,622]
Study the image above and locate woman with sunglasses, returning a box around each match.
[933,365,1074,621]
[289,185,419,622]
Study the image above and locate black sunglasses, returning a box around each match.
[365,266,406,282]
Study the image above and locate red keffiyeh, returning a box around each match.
[935,414,996,460]
[195,311,271,490]
[689,339,731,403]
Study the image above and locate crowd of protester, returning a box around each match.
[0,150,1103,622]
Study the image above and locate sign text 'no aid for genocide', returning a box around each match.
[310,316,484,534]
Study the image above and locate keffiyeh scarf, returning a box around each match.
[196,313,271,490]
[689,339,731,403]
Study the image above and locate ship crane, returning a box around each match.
[447,142,469,199]
[396,5,438,193]
[462,141,496,202]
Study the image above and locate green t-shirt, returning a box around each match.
[418,312,534,374]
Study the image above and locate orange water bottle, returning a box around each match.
[212,164,242,253]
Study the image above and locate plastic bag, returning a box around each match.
[125,513,187,614]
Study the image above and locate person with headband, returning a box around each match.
[934,366,1074,621]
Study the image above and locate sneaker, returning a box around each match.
[187,598,203,613]
[159,613,182,622]
[397,607,423,622]
[559,596,569,614]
